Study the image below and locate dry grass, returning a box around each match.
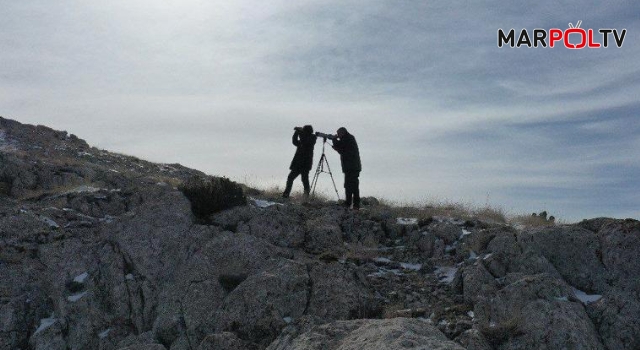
[234,179,562,226]
[369,199,508,224]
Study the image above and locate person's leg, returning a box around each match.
[344,173,353,207]
[301,171,310,199]
[283,170,300,198]
[353,172,360,209]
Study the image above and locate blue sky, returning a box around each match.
[1,0,638,221]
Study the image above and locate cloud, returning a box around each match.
[0,0,638,221]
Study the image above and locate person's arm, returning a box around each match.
[292,131,301,146]
[332,138,344,153]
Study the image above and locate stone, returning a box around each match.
[266,318,465,350]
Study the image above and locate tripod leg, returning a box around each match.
[323,155,341,200]
[310,154,324,198]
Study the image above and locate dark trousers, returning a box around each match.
[344,172,360,208]
[283,169,310,197]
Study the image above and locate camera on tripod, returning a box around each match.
[315,132,336,140]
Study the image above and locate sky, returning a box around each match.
[1,0,638,222]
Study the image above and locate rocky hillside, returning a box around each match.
[1,116,639,350]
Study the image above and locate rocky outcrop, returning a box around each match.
[2,117,639,350]
[267,318,465,350]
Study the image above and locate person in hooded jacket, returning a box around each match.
[282,125,317,199]
[331,127,361,209]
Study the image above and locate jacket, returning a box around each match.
[289,131,317,171]
[332,132,361,173]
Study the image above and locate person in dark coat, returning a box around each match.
[331,127,361,209]
[283,125,317,198]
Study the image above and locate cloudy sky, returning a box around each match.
[1,0,638,221]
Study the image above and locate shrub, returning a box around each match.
[179,176,246,221]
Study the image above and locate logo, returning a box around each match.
[498,21,627,49]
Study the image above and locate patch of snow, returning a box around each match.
[283,317,293,324]
[73,272,89,284]
[445,243,457,253]
[63,207,75,212]
[400,263,422,271]
[40,216,59,229]
[555,296,568,302]
[109,169,120,173]
[250,197,283,208]
[461,229,472,238]
[71,185,101,193]
[469,251,478,260]
[573,288,602,304]
[98,328,112,339]
[67,291,87,303]
[125,273,134,280]
[467,311,475,319]
[77,151,94,157]
[20,209,28,214]
[482,253,493,260]
[450,218,465,225]
[396,217,418,225]
[374,257,392,264]
[435,266,458,284]
[368,267,403,278]
[34,316,57,335]
[100,215,115,224]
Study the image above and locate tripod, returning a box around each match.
[311,138,340,200]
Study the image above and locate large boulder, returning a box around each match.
[152,231,283,347]
[587,289,640,350]
[237,205,306,248]
[474,274,604,350]
[266,318,465,350]
[518,226,610,293]
[596,219,640,293]
[306,263,379,321]
[214,259,309,347]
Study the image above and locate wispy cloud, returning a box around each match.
[1,0,638,221]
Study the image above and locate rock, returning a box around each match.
[360,196,380,206]
[457,227,509,259]
[237,205,306,248]
[306,263,379,321]
[518,226,609,293]
[474,274,604,349]
[117,345,167,350]
[499,300,604,350]
[341,216,385,247]
[587,289,640,350]
[197,332,258,350]
[428,222,462,245]
[596,219,640,293]
[432,239,446,258]
[266,318,465,350]
[28,316,66,350]
[411,231,436,257]
[214,260,309,346]
[486,231,520,265]
[577,217,618,233]
[509,250,563,279]
[455,329,492,350]
[461,263,497,304]
[153,231,282,347]
[303,211,344,254]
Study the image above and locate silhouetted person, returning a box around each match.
[332,127,361,209]
[283,125,317,199]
